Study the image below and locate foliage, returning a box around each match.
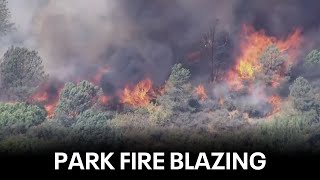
[0,46,48,101]
[0,0,13,35]
[305,49,320,67]
[258,44,289,85]
[289,77,320,113]
[0,135,59,153]
[166,63,191,87]
[55,80,102,123]
[144,103,171,125]
[26,120,69,142]
[157,63,197,115]
[0,102,46,134]
[71,108,113,146]
[256,113,312,152]
[0,60,320,153]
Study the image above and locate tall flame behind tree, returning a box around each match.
[224,25,302,115]
[227,24,302,90]
[4,24,302,118]
[201,19,232,84]
[196,84,208,101]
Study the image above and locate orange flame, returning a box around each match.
[268,95,282,114]
[227,25,302,90]
[44,104,57,117]
[30,84,63,118]
[32,91,49,102]
[196,85,207,101]
[99,95,109,105]
[219,98,225,106]
[120,78,156,107]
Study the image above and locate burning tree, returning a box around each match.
[0,46,48,101]
[258,44,291,87]
[201,20,232,83]
[227,25,301,91]
[222,25,303,118]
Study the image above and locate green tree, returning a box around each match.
[166,63,191,87]
[289,77,320,113]
[0,0,13,35]
[55,80,102,124]
[0,46,48,101]
[26,120,69,143]
[0,102,46,135]
[258,44,289,86]
[71,108,113,146]
[304,49,320,67]
[157,63,197,115]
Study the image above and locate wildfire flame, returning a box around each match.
[268,95,282,114]
[44,104,57,118]
[7,24,302,119]
[120,78,156,107]
[99,95,109,105]
[227,25,302,90]
[32,91,49,102]
[30,83,63,118]
[196,85,208,101]
[224,25,302,116]
[219,98,224,106]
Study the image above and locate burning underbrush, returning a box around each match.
[120,78,157,107]
[193,25,303,118]
[222,25,302,118]
[227,25,301,87]
[2,25,303,121]
[1,22,320,153]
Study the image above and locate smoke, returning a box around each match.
[2,0,320,95]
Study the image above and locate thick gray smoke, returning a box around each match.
[2,0,320,94]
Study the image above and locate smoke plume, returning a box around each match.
[2,0,320,95]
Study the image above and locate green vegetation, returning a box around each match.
[0,61,319,153]
[0,103,46,135]
[305,49,320,67]
[258,44,290,85]
[289,77,320,115]
[0,46,48,101]
[0,0,13,35]
[55,81,102,126]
